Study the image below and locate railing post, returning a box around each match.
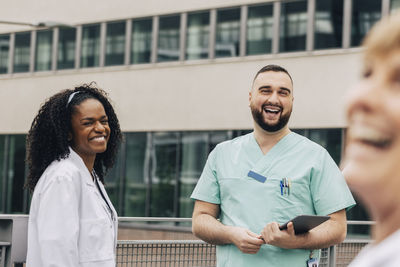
[328,245,336,267]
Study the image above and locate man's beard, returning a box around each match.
[251,104,292,132]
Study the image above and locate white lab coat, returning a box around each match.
[26,147,118,267]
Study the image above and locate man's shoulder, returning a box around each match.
[214,132,252,151]
[290,132,327,153]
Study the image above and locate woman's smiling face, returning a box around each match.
[70,98,110,165]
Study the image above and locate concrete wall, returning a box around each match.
[0,0,363,134]
[0,50,362,134]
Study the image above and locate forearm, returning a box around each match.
[291,219,346,249]
[192,213,234,245]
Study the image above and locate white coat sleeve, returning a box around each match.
[36,175,80,267]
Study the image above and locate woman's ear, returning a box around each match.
[68,132,72,142]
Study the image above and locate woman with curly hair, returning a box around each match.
[25,83,122,267]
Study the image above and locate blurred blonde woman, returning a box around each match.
[343,12,400,267]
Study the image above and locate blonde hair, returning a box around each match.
[363,11,400,60]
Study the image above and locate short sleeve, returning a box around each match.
[310,149,356,215]
[190,148,221,204]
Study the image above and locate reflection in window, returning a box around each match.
[391,0,400,13]
[314,0,343,49]
[179,132,208,218]
[186,11,209,60]
[151,132,178,217]
[58,27,76,69]
[351,0,381,47]
[0,136,4,212]
[14,32,31,73]
[247,4,273,55]
[81,24,100,68]
[216,8,240,58]
[132,18,152,64]
[106,21,126,66]
[35,30,52,71]
[0,35,9,74]
[280,0,307,52]
[158,15,180,62]
[8,135,27,213]
[124,133,148,216]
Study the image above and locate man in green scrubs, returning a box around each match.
[191,65,355,267]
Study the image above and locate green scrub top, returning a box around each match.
[191,132,355,267]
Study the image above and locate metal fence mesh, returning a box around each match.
[335,242,369,267]
[117,241,216,267]
[116,240,369,267]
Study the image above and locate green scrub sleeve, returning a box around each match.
[190,149,221,205]
[310,149,356,215]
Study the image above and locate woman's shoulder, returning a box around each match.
[37,156,84,189]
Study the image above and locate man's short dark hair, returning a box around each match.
[253,64,293,85]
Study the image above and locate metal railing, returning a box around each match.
[0,216,373,267]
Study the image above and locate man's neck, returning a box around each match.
[253,123,291,155]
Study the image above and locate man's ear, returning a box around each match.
[248,90,252,107]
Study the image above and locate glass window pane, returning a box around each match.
[391,0,400,13]
[351,0,381,47]
[0,35,10,74]
[58,27,76,69]
[132,18,152,64]
[124,133,148,216]
[35,30,52,71]
[81,24,100,68]
[216,8,240,58]
[179,132,208,218]
[186,11,209,60]
[158,15,180,62]
[247,4,273,55]
[8,135,27,213]
[0,135,4,212]
[151,132,178,217]
[14,32,31,73]
[106,21,126,66]
[314,0,344,49]
[280,0,308,52]
[104,142,124,214]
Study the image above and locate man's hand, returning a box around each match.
[228,226,264,254]
[261,210,348,250]
[261,221,297,249]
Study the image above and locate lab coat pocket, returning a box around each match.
[79,218,114,263]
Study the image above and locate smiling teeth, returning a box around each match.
[348,124,391,147]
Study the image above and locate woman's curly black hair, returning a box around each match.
[26,82,122,192]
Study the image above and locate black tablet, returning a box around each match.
[279,215,330,235]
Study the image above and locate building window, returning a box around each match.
[131,18,152,64]
[158,15,180,62]
[179,132,209,218]
[186,11,210,60]
[247,4,273,55]
[314,0,344,49]
[280,0,308,52]
[58,27,76,69]
[391,0,400,12]
[35,30,53,71]
[351,0,381,47]
[151,132,179,217]
[106,21,126,66]
[216,8,241,58]
[0,35,9,74]
[14,32,31,73]
[81,24,100,68]
[123,133,148,216]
